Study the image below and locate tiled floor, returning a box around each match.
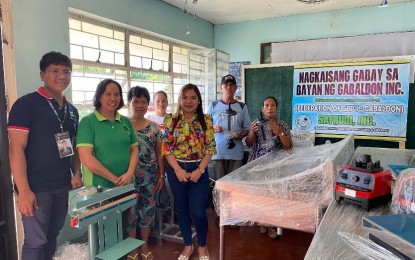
[147,208,314,260]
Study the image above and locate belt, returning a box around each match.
[177,159,202,163]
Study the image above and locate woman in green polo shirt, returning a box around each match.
[77,79,138,188]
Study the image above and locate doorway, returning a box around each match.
[0,21,18,260]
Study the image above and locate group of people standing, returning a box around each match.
[7,51,292,260]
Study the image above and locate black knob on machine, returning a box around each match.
[363,177,370,185]
[352,175,360,182]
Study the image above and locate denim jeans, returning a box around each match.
[166,162,209,246]
[21,185,70,260]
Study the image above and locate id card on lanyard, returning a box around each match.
[47,99,74,158]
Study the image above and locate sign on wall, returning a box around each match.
[292,60,410,138]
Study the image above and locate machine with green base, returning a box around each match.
[68,184,143,260]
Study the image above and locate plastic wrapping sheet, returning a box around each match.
[350,147,415,178]
[305,201,390,260]
[213,135,355,233]
[306,147,415,260]
[290,130,315,147]
[54,242,88,260]
[391,168,415,214]
[337,232,401,260]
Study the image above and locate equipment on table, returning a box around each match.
[335,154,392,210]
[256,111,273,148]
[69,184,143,260]
[220,102,238,149]
[390,166,415,214]
[363,213,415,260]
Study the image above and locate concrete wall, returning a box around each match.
[214,2,415,63]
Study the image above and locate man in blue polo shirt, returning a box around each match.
[209,74,251,227]
[209,74,251,179]
[8,51,82,260]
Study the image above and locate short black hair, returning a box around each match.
[153,90,168,101]
[39,51,72,72]
[93,79,125,110]
[263,96,278,107]
[128,86,150,104]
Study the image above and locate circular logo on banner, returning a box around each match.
[296,115,311,130]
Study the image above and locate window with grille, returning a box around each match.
[68,13,216,117]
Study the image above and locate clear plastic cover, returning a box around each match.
[305,201,391,260]
[54,242,88,260]
[213,134,355,232]
[305,147,415,260]
[391,168,415,214]
[337,232,401,260]
[290,130,315,147]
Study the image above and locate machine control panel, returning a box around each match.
[336,168,375,192]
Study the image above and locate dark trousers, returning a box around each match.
[213,159,244,180]
[166,162,209,246]
[21,185,70,260]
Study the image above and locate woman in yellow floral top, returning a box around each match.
[162,84,216,260]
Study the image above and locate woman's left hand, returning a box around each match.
[115,173,133,186]
[270,123,282,136]
[155,177,165,191]
[188,169,202,183]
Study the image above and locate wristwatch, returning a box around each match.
[280,132,285,137]
[198,167,205,174]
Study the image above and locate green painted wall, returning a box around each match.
[214,2,415,63]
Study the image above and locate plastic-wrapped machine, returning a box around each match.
[305,147,415,260]
[213,134,355,233]
[391,168,415,214]
[305,201,391,260]
[337,232,401,260]
[290,130,315,147]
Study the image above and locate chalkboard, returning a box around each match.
[244,66,415,149]
[244,66,294,125]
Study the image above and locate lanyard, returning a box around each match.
[47,99,68,133]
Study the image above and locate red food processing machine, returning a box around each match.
[335,154,392,210]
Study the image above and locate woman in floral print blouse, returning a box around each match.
[162,84,216,260]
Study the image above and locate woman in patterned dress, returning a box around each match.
[126,86,165,260]
[245,96,292,240]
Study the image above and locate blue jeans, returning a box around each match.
[21,185,70,260]
[166,162,209,246]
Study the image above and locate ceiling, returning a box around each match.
[161,0,414,24]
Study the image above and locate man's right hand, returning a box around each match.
[214,125,223,133]
[17,190,38,217]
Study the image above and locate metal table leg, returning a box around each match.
[219,224,224,260]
